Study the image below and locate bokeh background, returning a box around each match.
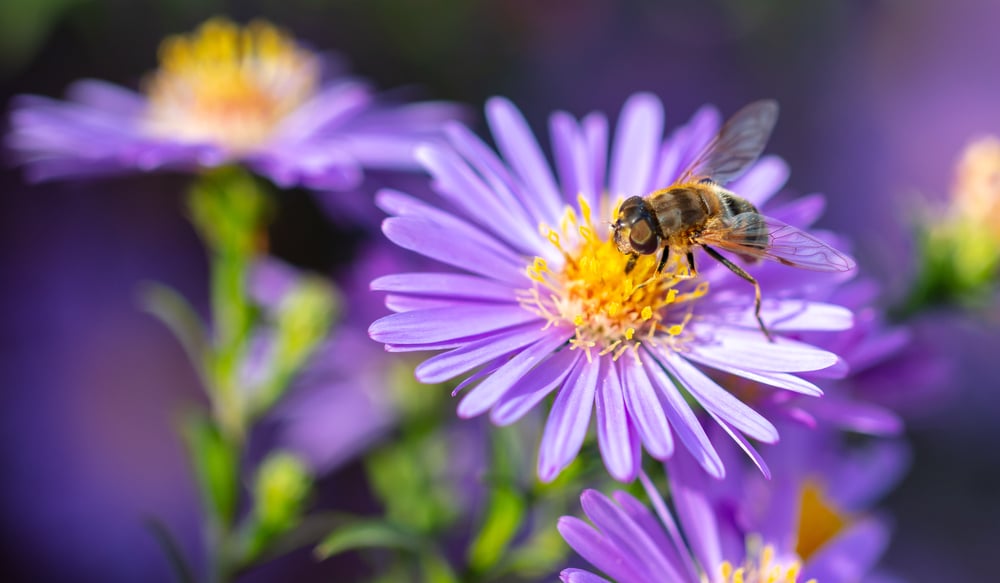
[2,0,999,581]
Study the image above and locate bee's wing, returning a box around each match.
[679,100,779,185]
[696,213,856,272]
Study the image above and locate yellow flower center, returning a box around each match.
[518,196,708,362]
[795,481,850,561]
[952,135,1000,231]
[717,544,816,583]
[143,18,319,152]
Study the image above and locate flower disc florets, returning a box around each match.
[717,543,815,583]
[521,197,707,361]
[144,18,319,151]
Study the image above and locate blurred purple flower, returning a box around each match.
[368,93,856,482]
[6,18,463,190]
[559,424,907,583]
[247,258,395,474]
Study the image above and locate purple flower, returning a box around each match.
[559,425,906,583]
[7,18,462,190]
[368,93,856,482]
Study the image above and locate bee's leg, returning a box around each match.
[655,247,670,273]
[686,251,697,277]
[625,253,639,274]
[702,245,773,342]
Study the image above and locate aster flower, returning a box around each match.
[558,426,906,583]
[368,93,856,482]
[7,17,462,190]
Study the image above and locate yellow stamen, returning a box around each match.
[143,18,319,152]
[517,195,709,361]
[715,543,815,583]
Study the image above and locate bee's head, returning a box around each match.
[613,196,660,255]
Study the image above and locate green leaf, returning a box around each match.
[502,522,571,578]
[138,281,210,379]
[314,518,423,559]
[419,550,459,583]
[181,413,239,529]
[467,484,525,574]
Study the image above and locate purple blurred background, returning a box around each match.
[2,0,999,581]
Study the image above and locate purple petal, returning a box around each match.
[415,323,549,383]
[664,457,724,576]
[706,412,772,479]
[415,143,540,253]
[609,93,664,198]
[381,216,525,283]
[441,122,548,249]
[371,273,516,303]
[620,356,674,459]
[583,112,609,212]
[654,105,721,186]
[369,304,539,345]
[377,188,527,265]
[550,111,589,204]
[66,79,145,113]
[491,349,582,425]
[809,398,904,436]
[728,155,789,207]
[557,515,647,583]
[457,330,572,417]
[681,350,824,397]
[560,568,612,583]
[579,490,686,582]
[803,517,890,583]
[486,97,564,224]
[595,361,640,482]
[538,357,600,481]
[713,300,854,332]
[689,324,840,373]
[613,490,697,580]
[661,352,778,443]
[638,472,702,581]
[765,192,827,228]
[640,350,724,478]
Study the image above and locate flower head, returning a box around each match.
[369,94,856,481]
[559,427,906,583]
[7,17,463,190]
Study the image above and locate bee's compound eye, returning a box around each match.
[628,219,659,255]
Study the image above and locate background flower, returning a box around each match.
[559,425,907,583]
[6,17,463,190]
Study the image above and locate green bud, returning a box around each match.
[250,275,338,416]
[255,453,311,531]
[241,452,313,562]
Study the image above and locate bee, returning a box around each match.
[612,99,855,340]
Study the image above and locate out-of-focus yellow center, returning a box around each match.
[952,135,1000,232]
[717,544,817,583]
[795,481,849,561]
[519,197,708,362]
[143,18,319,152]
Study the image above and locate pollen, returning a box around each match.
[519,196,708,361]
[143,18,319,152]
[717,543,817,583]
